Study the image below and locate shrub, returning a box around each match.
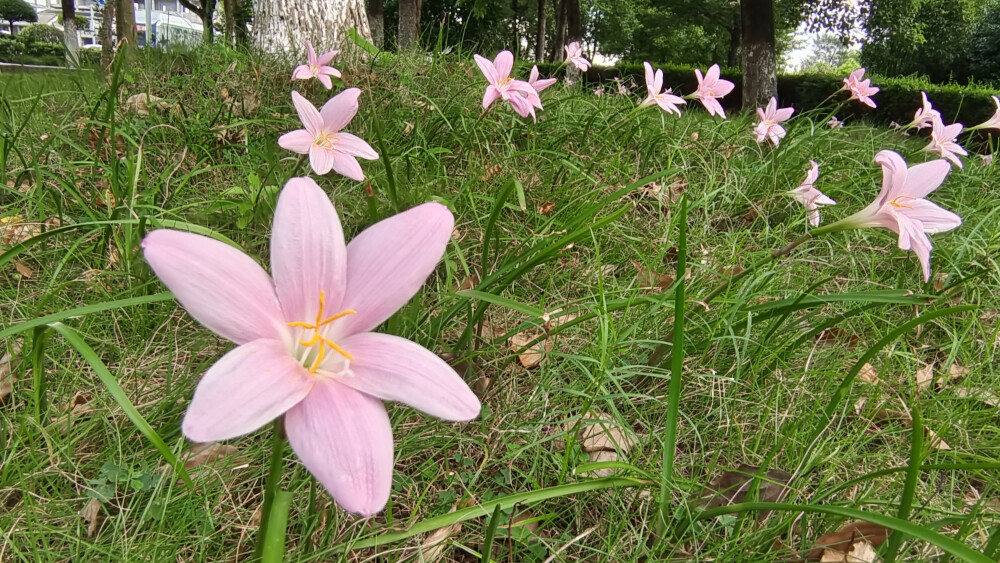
[0,35,24,58]
[0,0,37,34]
[18,23,62,44]
[534,63,999,129]
[24,40,65,57]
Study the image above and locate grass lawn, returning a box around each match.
[1,47,999,562]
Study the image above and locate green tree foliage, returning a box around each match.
[799,32,859,73]
[862,0,987,82]
[18,23,62,44]
[967,0,1000,82]
[0,0,38,35]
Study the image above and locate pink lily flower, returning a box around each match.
[474,51,543,122]
[843,68,880,108]
[753,97,794,146]
[639,62,686,116]
[278,89,378,180]
[787,160,835,227]
[969,95,1000,131]
[564,41,590,71]
[827,116,844,129]
[291,40,342,90]
[528,65,557,93]
[908,92,940,130]
[925,115,967,169]
[692,64,735,118]
[834,150,961,282]
[142,177,481,516]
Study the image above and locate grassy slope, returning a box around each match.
[1,47,998,562]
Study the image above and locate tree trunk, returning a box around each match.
[534,0,545,61]
[254,0,372,56]
[511,0,518,58]
[223,0,234,44]
[727,12,739,68]
[398,0,418,50]
[62,0,80,66]
[201,0,215,44]
[740,0,776,110]
[367,0,383,48]
[99,1,114,70]
[115,0,136,47]
[551,0,565,62]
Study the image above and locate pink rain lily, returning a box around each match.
[528,65,557,93]
[832,150,961,282]
[142,177,481,516]
[564,41,590,72]
[692,64,735,118]
[827,116,844,129]
[474,51,542,121]
[908,92,940,130]
[278,90,378,180]
[640,62,686,116]
[843,68,880,108]
[291,41,342,90]
[925,115,967,169]
[969,95,1000,131]
[787,160,835,227]
[753,97,794,146]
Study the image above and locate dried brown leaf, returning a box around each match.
[536,201,555,215]
[915,364,934,392]
[579,411,637,454]
[1,340,23,404]
[481,163,502,181]
[947,363,970,383]
[418,498,474,561]
[1,216,41,246]
[13,260,33,278]
[80,498,102,537]
[806,521,890,561]
[858,363,879,384]
[582,449,619,477]
[509,332,551,368]
[705,465,793,511]
[952,388,1000,407]
[68,392,93,416]
[631,260,674,291]
[124,93,174,117]
[542,308,578,332]
[820,540,878,563]
[183,442,240,470]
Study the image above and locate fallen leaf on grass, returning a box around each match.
[631,260,674,291]
[481,163,502,181]
[542,308,577,332]
[536,201,555,215]
[1,216,41,246]
[806,521,890,561]
[952,388,1000,407]
[579,411,638,454]
[814,327,860,347]
[946,363,970,384]
[1,340,23,404]
[819,540,878,563]
[509,332,552,368]
[637,179,686,204]
[705,465,793,512]
[68,392,93,416]
[857,363,879,384]
[915,363,934,392]
[124,93,175,117]
[870,409,952,450]
[80,498,102,537]
[418,497,475,562]
[183,442,240,470]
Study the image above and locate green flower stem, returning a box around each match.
[254,419,286,562]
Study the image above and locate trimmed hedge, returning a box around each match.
[0,37,66,66]
[534,62,1000,129]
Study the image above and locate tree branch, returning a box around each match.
[177,0,203,17]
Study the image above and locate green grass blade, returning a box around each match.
[0,293,175,340]
[260,491,293,563]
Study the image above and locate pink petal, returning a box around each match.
[309,146,335,175]
[271,177,348,324]
[278,129,314,154]
[291,91,323,136]
[705,64,720,83]
[182,339,313,442]
[653,69,664,95]
[319,88,362,133]
[901,158,950,199]
[874,150,909,204]
[338,203,454,335]
[320,65,342,79]
[903,199,962,234]
[533,77,557,92]
[493,50,514,80]
[765,97,777,117]
[694,67,704,86]
[335,132,379,159]
[483,85,501,109]
[774,107,795,121]
[291,65,313,80]
[142,230,284,345]
[317,73,333,90]
[714,79,735,96]
[643,62,655,92]
[338,333,480,420]
[893,215,934,282]
[805,160,819,185]
[473,54,498,84]
[315,50,338,67]
[529,65,539,83]
[306,41,317,64]
[285,380,393,516]
[331,153,366,181]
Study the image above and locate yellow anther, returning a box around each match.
[286,291,357,373]
[889,195,915,209]
[498,76,512,86]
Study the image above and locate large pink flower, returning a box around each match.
[908,92,940,130]
[692,64,734,118]
[640,62,686,116]
[788,160,835,227]
[278,90,378,180]
[753,97,794,146]
[969,95,1000,131]
[925,115,967,169]
[142,177,481,516]
[291,40,341,90]
[843,68,880,108]
[474,51,542,121]
[528,65,557,93]
[835,151,961,282]
[564,41,591,71]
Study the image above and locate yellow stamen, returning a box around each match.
[889,195,915,209]
[498,76,512,86]
[286,291,356,373]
